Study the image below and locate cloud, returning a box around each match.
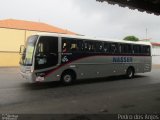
[0,0,160,41]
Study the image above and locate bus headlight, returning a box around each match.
[25,70,31,74]
[31,66,34,73]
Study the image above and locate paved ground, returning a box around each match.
[0,66,160,114]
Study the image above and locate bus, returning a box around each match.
[19,33,152,84]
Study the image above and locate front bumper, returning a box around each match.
[20,71,35,83]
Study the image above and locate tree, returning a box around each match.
[123,36,139,41]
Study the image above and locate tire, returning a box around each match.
[61,72,75,85]
[126,67,134,79]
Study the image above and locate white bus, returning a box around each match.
[19,33,152,84]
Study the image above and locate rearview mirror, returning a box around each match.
[19,45,25,55]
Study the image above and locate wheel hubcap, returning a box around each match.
[129,71,133,77]
[64,75,72,83]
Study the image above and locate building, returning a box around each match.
[151,42,160,64]
[0,19,76,67]
[151,42,160,56]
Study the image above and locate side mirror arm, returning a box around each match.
[19,45,25,55]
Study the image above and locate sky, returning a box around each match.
[0,0,160,42]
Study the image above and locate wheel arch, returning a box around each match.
[127,66,135,73]
[61,69,77,80]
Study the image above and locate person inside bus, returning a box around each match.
[63,43,67,52]
[71,43,77,51]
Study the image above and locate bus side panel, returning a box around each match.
[35,55,152,82]
[143,56,152,72]
[72,56,114,79]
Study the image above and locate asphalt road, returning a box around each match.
[0,67,160,114]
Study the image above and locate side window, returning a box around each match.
[120,44,132,54]
[95,42,103,52]
[133,45,137,54]
[77,40,84,52]
[110,43,118,54]
[142,46,146,54]
[88,41,95,52]
[84,41,95,52]
[104,42,109,53]
[84,41,89,52]
[127,44,132,54]
[70,40,77,52]
[146,46,151,55]
[139,45,142,54]
[120,44,126,54]
[62,39,70,53]
[142,45,151,56]
[133,45,141,54]
[62,38,79,52]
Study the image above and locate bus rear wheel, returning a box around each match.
[126,67,134,79]
[61,71,75,85]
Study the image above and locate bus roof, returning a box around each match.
[35,33,151,46]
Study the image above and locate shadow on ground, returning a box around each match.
[21,75,147,90]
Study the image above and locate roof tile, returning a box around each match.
[0,19,76,35]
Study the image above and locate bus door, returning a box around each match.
[35,36,58,70]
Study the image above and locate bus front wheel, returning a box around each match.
[61,71,76,85]
[126,67,135,79]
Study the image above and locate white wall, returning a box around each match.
[152,56,160,64]
[152,46,160,56]
[152,45,160,64]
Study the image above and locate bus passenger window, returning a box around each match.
[91,42,95,52]
[88,41,95,52]
[104,43,109,53]
[96,42,103,52]
[62,43,67,52]
[70,40,77,52]
[110,43,118,54]
[133,45,141,54]
[77,40,84,52]
[62,39,70,53]
[146,46,150,55]
[142,46,150,55]
[84,41,89,52]
[120,44,129,54]
[128,44,133,54]
[88,43,92,51]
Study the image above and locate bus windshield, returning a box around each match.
[20,35,38,66]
